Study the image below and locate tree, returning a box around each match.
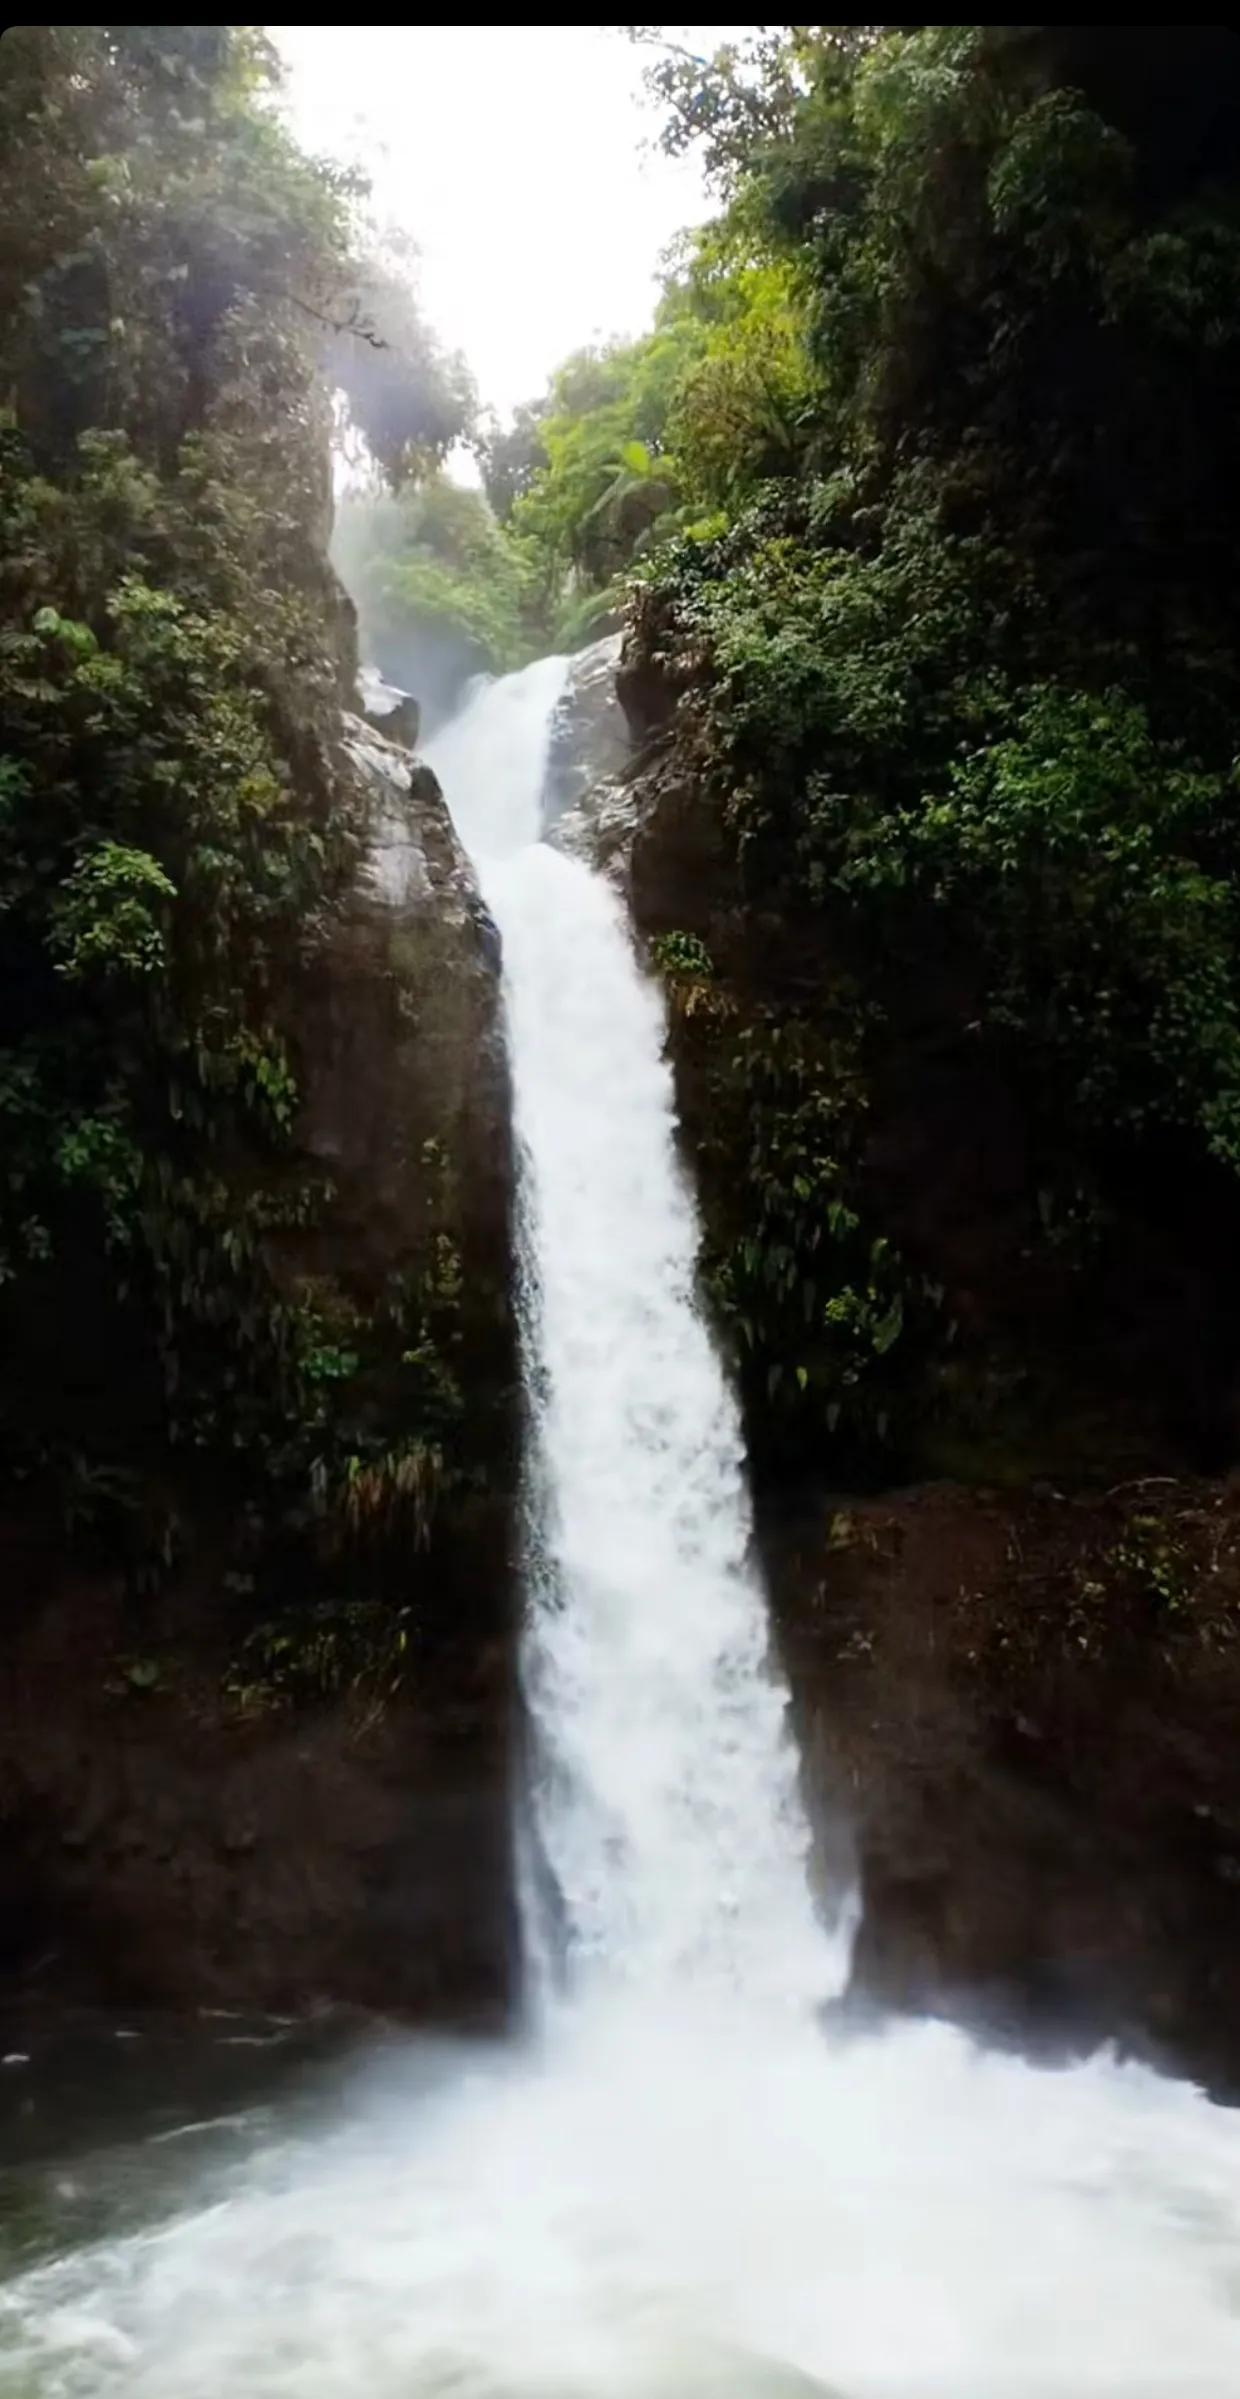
[333,472,543,716]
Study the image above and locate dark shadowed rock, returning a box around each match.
[0,714,521,2026]
[770,1475,1240,2095]
[358,664,421,752]
[316,716,509,1270]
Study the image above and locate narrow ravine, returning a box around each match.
[4,665,1240,2398]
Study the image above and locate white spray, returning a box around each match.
[437,657,840,2007]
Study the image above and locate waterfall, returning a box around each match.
[431,657,844,2007]
[6,660,1240,2399]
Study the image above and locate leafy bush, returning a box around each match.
[842,688,1240,1167]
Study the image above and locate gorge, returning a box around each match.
[3,659,1240,2397]
[7,22,1240,2395]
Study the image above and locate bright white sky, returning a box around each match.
[272,26,738,426]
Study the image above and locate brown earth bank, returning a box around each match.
[7,1467,1240,2093]
[775,1474,1240,2096]
[0,1518,517,2026]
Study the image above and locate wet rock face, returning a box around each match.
[308,715,510,1288]
[543,638,729,938]
[0,712,522,2026]
[358,665,421,752]
[542,635,630,838]
[542,634,1240,2091]
[0,1532,518,2023]
[615,588,690,746]
[543,638,681,901]
[772,1477,1240,2095]
[292,714,517,1586]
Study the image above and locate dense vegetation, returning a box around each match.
[574,27,1240,1477]
[338,159,821,703]
[0,27,481,1643]
[332,473,540,724]
[9,18,1240,1605]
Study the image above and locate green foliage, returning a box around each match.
[328,242,475,487]
[1066,1513,1197,1661]
[624,27,1240,1469]
[1106,1515,1194,1622]
[49,843,177,982]
[225,1596,412,1713]
[504,332,689,611]
[844,688,1240,1168]
[482,402,551,522]
[0,23,470,1583]
[657,961,944,1460]
[704,1020,935,1454]
[0,29,470,490]
[650,929,715,982]
[481,230,822,639]
[333,474,541,689]
[649,927,730,1027]
[631,27,836,193]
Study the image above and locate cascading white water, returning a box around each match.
[434,656,842,2007]
[6,658,1240,2399]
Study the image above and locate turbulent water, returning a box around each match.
[5,658,1240,2397]
[437,656,839,2008]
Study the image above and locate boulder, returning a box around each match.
[358,664,421,752]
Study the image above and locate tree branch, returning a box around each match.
[289,293,389,351]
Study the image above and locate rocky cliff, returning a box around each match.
[0,716,521,2025]
[10,631,1240,2090]
[560,634,1240,2093]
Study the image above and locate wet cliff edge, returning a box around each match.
[558,635,1240,2097]
[0,712,522,2028]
